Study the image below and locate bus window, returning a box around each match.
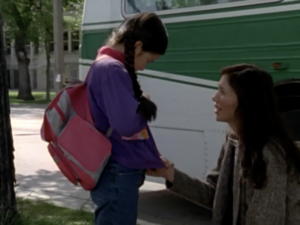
[125,0,201,14]
[124,0,278,14]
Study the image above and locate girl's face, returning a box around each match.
[212,75,238,125]
[134,41,161,71]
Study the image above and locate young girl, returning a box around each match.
[86,13,168,224]
[148,64,300,225]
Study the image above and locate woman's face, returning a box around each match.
[212,75,238,125]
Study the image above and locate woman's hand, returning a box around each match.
[146,156,175,183]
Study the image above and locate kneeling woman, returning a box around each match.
[148,64,300,225]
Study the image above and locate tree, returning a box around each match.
[32,0,83,101]
[1,1,35,100]
[30,0,53,101]
[0,6,17,225]
[2,0,83,101]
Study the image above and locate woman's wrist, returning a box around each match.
[165,167,175,183]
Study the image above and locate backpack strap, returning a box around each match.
[106,127,113,138]
[85,54,114,138]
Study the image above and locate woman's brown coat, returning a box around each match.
[167,138,300,225]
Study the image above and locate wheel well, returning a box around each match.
[275,80,300,141]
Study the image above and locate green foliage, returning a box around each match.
[11,198,93,225]
[1,1,33,40]
[2,0,84,48]
[64,1,84,32]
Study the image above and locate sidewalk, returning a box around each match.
[11,105,212,225]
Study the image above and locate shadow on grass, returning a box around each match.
[9,91,56,105]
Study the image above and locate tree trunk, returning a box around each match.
[0,9,17,224]
[45,40,51,101]
[15,36,34,100]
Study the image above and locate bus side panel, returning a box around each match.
[146,9,300,84]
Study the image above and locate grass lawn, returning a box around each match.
[9,91,56,105]
[7,198,94,225]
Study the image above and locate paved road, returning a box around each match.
[11,104,212,225]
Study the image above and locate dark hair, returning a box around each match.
[221,64,300,189]
[106,13,168,122]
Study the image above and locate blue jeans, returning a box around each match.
[90,160,145,225]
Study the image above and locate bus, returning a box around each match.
[79,0,300,183]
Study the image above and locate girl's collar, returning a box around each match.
[97,46,125,64]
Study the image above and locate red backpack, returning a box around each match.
[40,55,112,191]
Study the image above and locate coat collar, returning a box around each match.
[96,46,125,64]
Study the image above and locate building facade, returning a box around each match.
[5,30,80,91]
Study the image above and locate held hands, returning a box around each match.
[142,92,150,100]
[146,156,175,183]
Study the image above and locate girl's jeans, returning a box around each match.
[90,160,145,225]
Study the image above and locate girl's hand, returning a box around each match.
[146,157,175,182]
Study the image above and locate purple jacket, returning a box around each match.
[87,47,164,169]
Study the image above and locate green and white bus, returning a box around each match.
[80,0,300,183]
